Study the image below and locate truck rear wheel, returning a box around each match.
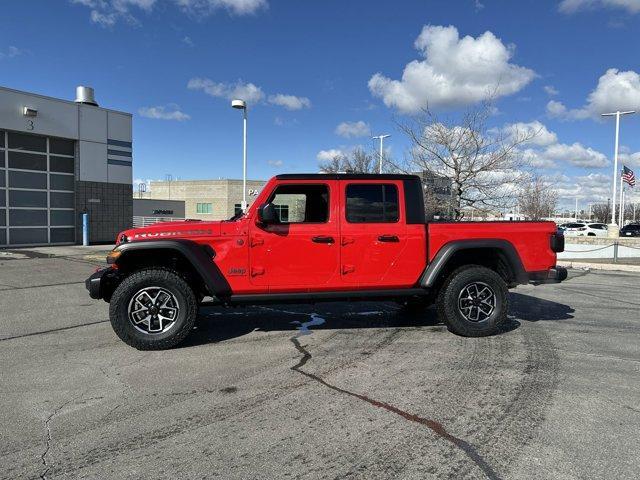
[109,268,198,350]
[436,265,508,337]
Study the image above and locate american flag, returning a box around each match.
[622,165,636,187]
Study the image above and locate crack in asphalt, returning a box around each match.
[39,395,82,480]
[289,336,502,480]
[0,320,109,342]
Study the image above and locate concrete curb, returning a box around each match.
[559,261,640,273]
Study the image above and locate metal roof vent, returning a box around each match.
[75,86,98,106]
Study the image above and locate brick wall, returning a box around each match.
[76,181,132,244]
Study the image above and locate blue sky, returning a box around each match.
[1,0,640,209]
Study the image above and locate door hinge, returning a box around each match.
[342,264,355,274]
[251,237,264,247]
[251,267,265,277]
[341,237,355,246]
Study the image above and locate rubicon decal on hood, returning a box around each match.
[133,230,212,239]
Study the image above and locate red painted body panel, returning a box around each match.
[117,176,558,295]
[427,221,558,273]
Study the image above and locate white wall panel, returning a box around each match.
[108,163,132,184]
[107,112,132,142]
[0,88,78,139]
[79,141,108,182]
[79,105,107,143]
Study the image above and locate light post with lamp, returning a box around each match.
[232,99,248,211]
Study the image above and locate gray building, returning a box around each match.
[140,179,266,221]
[0,85,133,246]
[133,198,185,219]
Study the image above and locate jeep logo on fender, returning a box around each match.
[228,267,247,276]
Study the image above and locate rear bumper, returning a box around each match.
[528,266,568,285]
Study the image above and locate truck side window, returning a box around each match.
[346,184,399,223]
[269,184,329,223]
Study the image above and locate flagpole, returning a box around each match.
[602,110,635,236]
[619,173,624,226]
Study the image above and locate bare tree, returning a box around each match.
[591,202,611,223]
[400,100,535,219]
[319,147,377,173]
[518,175,558,220]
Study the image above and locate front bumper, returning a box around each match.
[86,269,107,299]
[528,266,568,285]
[85,268,120,300]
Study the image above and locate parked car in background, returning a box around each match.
[560,222,608,237]
[620,223,640,237]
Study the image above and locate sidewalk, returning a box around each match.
[0,244,114,261]
[559,259,640,273]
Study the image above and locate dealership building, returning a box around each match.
[140,178,266,221]
[0,85,132,246]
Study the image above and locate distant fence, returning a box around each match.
[559,242,640,262]
[132,216,185,228]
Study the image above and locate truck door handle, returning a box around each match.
[378,235,399,242]
[312,236,335,244]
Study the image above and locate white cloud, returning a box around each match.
[544,85,559,96]
[267,159,283,167]
[335,121,371,138]
[267,94,311,110]
[182,35,194,46]
[500,120,558,146]
[559,0,640,14]
[188,78,310,111]
[90,9,118,26]
[520,148,558,169]
[138,105,190,121]
[187,77,265,104]
[317,149,345,161]
[0,46,24,60]
[176,0,267,16]
[544,142,609,168]
[547,69,640,120]
[619,150,640,167]
[72,0,266,27]
[495,120,610,171]
[368,25,535,113]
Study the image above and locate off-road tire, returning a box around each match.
[109,268,198,350]
[436,265,508,337]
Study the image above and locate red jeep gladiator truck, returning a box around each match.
[86,174,566,350]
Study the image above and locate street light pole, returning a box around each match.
[232,99,248,211]
[372,134,390,173]
[602,110,635,230]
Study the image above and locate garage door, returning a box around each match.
[0,130,75,246]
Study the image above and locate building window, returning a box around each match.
[346,184,399,223]
[196,203,212,214]
[274,204,289,222]
[268,184,329,223]
[234,204,242,216]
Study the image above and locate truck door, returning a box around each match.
[249,181,340,291]
[339,180,409,287]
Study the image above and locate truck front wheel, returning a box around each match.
[109,268,198,350]
[436,265,508,337]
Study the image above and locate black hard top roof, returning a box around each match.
[275,173,421,181]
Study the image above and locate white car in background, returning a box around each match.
[560,222,608,237]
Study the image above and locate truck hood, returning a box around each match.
[118,220,223,244]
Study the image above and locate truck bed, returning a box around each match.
[427,221,558,273]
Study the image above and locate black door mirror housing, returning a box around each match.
[257,203,279,224]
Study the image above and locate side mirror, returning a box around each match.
[257,203,279,224]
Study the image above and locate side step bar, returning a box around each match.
[200,288,429,306]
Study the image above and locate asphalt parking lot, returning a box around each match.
[1,247,639,480]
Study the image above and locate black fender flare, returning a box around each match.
[114,240,231,297]
[419,239,528,288]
